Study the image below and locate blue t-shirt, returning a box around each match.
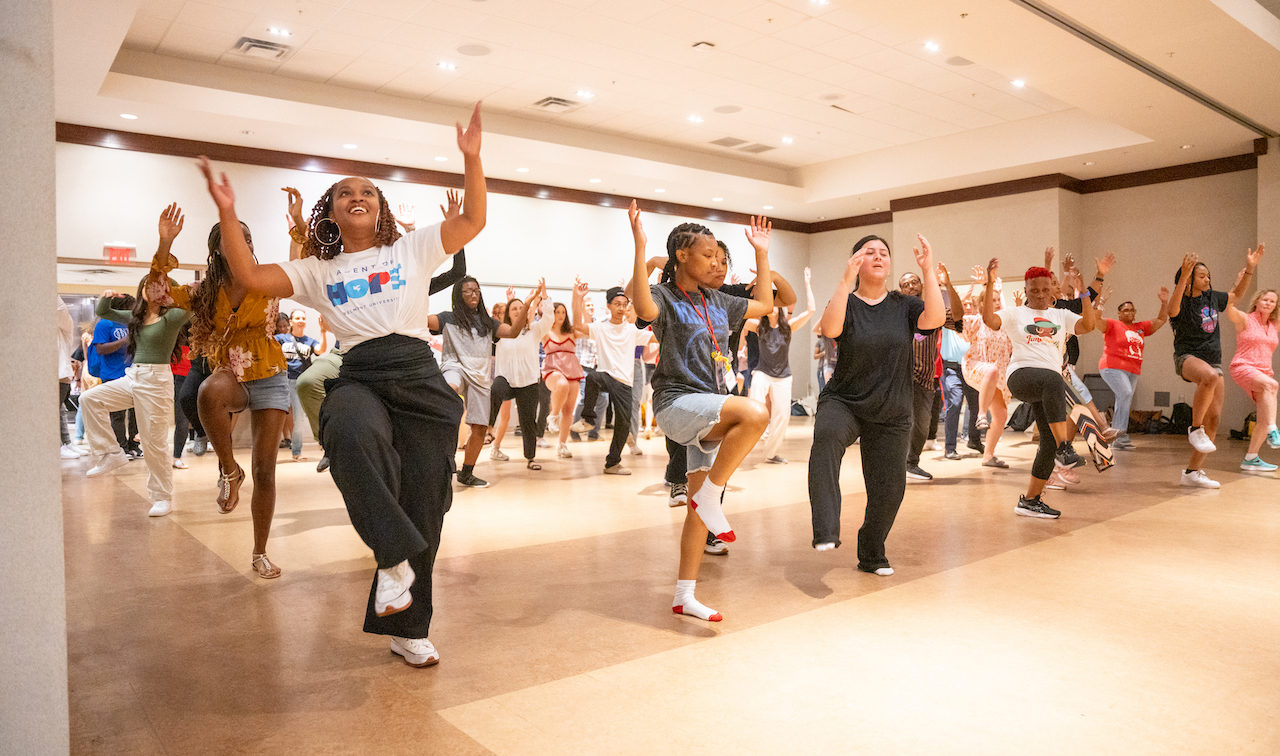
[91,319,130,380]
[274,333,322,379]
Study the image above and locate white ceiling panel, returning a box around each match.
[587,0,674,24]
[321,9,398,41]
[306,30,377,58]
[137,0,191,21]
[728,2,811,35]
[771,18,850,48]
[257,0,340,28]
[124,16,173,52]
[330,59,409,91]
[174,1,254,35]
[275,47,356,82]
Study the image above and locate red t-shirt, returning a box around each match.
[1098,319,1154,374]
[171,345,191,377]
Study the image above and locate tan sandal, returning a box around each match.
[217,464,245,514]
[251,553,281,579]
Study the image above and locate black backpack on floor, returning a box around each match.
[1169,402,1193,434]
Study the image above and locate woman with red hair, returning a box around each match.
[981,261,1096,518]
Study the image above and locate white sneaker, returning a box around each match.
[61,444,83,459]
[490,448,509,461]
[557,443,572,459]
[375,560,416,617]
[148,500,172,517]
[87,451,129,477]
[390,636,439,667]
[536,437,551,449]
[1180,469,1220,489]
[1188,426,1216,453]
[547,416,560,434]
[628,436,643,456]
[925,439,940,451]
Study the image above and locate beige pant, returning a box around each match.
[749,371,793,461]
[82,364,174,503]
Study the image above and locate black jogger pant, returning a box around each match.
[178,355,209,438]
[1007,367,1068,480]
[490,376,540,460]
[665,436,688,485]
[808,395,910,571]
[580,371,632,468]
[907,382,937,466]
[320,337,464,639]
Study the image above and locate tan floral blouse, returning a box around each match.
[148,256,285,383]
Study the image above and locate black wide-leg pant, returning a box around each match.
[489,376,540,460]
[320,355,464,640]
[580,371,632,469]
[808,395,910,571]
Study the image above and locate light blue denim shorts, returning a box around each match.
[243,371,291,412]
[656,393,731,474]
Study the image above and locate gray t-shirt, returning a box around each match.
[648,282,749,415]
[434,311,498,384]
[756,318,792,379]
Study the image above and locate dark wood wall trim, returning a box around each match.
[54,123,810,233]
[889,174,1081,213]
[1074,153,1257,194]
[56,123,1263,235]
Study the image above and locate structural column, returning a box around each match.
[0,0,71,753]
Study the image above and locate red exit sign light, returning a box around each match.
[103,244,136,262]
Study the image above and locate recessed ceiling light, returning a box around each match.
[268,27,291,37]
[438,62,457,71]
[781,136,793,145]
[343,144,357,149]
[655,188,666,193]
[811,0,830,5]
[577,90,594,99]
[924,41,940,52]
[873,207,881,211]
[1084,161,1095,166]
[589,178,602,183]
[818,93,844,102]
[818,216,826,220]
[763,205,773,210]
[1181,144,1193,149]
[713,105,742,114]
[120,113,138,120]
[434,156,447,161]
[516,167,529,172]
[240,130,252,135]
[712,197,723,202]
[687,115,704,123]
[1011,79,1026,88]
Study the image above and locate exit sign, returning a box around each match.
[103,244,135,262]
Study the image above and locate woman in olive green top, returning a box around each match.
[82,236,191,517]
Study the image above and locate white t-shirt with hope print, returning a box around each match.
[999,305,1082,378]
[278,223,449,352]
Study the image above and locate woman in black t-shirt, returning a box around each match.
[1168,248,1262,488]
[809,234,945,576]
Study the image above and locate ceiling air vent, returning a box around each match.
[945,56,974,66]
[710,137,748,147]
[530,96,582,113]
[739,144,776,153]
[232,37,291,60]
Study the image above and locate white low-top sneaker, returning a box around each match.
[1188,427,1216,454]
[87,452,129,477]
[390,636,439,667]
[61,445,83,459]
[148,500,172,517]
[1179,469,1221,489]
[375,560,415,617]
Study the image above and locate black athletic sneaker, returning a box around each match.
[456,470,490,488]
[315,456,330,473]
[1015,495,1061,519]
[704,533,728,555]
[967,437,985,454]
[906,464,933,480]
[1056,444,1085,469]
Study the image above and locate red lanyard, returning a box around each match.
[676,284,723,356]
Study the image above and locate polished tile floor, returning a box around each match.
[63,422,1280,755]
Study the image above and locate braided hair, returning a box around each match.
[303,179,401,260]
[660,222,715,283]
[451,276,493,337]
[189,221,252,358]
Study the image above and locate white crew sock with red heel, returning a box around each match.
[673,579,722,622]
[690,479,734,542]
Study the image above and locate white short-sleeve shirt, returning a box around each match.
[278,223,448,352]
[589,319,651,385]
[999,305,1082,377]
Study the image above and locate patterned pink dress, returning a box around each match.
[1229,311,1278,398]
[542,334,585,381]
[962,313,1013,403]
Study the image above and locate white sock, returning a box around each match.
[814,542,835,552]
[1246,453,1259,460]
[691,479,733,541]
[673,579,721,621]
[1270,425,1278,433]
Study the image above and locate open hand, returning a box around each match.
[440,190,461,221]
[936,262,950,285]
[282,187,304,228]
[1180,252,1198,280]
[574,276,588,298]
[628,200,647,249]
[1044,246,1055,270]
[197,156,235,211]
[1157,286,1170,305]
[745,215,771,254]
[844,249,867,286]
[1013,288,1024,306]
[318,314,328,333]
[986,257,999,281]
[1095,252,1116,277]
[456,102,483,158]
[970,265,987,285]
[505,285,515,302]
[158,202,184,244]
[913,234,933,272]
[395,203,416,231]
[1248,243,1265,271]
[804,267,811,285]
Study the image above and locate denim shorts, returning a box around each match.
[243,371,291,412]
[656,393,731,474]
[1175,353,1222,382]
[1064,365,1092,403]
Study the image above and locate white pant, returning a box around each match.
[82,364,174,503]
[749,371,793,460]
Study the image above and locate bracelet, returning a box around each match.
[288,225,307,245]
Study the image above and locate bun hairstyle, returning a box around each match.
[1023,266,1053,281]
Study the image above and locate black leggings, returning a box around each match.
[490,376,540,460]
[665,436,687,485]
[172,373,190,458]
[177,356,209,438]
[1006,367,1069,480]
[808,395,910,571]
[320,336,463,639]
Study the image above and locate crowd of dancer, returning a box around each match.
[58,103,1273,667]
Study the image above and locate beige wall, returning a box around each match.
[1079,170,1261,427]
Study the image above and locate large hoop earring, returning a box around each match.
[314,218,341,247]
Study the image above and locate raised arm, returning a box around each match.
[1233,244,1264,301]
[1167,253,1196,319]
[788,267,816,328]
[981,258,1003,331]
[627,201,659,323]
[429,249,467,295]
[198,157,294,297]
[1225,270,1249,329]
[571,277,591,336]
[1148,286,1172,334]
[284,187,306,261]
[769,268,797,308]
[440,104,486,254]
[914,235,945,330]
[819,251,863,338]
[1074,287,1097,335]
[743,216,774,318]
[496,279,542,339]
